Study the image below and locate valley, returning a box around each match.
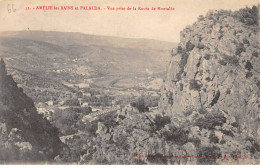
[0,31,176,138]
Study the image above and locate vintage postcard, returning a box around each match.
[0,0,259,165]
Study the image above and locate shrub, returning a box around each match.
[189,80,201,91]
[224,150,241,161]
[146,153,168,164]
[52,108,81,135]
[209,90,220,107]
[231,122,239,127]
[256,81,260,89]
[180,83,184,91]
[246,72,253,78]
[245,137,260,154]
[194,111,226,130]
[235,43,246,56]
[219,56,239,66]
[226,89,231,94]
[177,52,189,79]
[198,109,207,114]
[186,41,195,51]
[245,61,253,71]
[130,96,149,113]
[252,51,258,58]
[177,46,183,53]
[197,43,205,49]
[204,54,211,60]
[243,38,250,45]
[218,59,227,66]
[166,91,173,105]
[218,34,224,40]
[233,6,259,26]
[63,98,80,106]
[153,115,171,131]
[205,77,211,82]
[198,15,204,21]
[189,137,201,147]
[98,113,119,129]
[220,129,234,137]
[184,110,193,117]
[162,125,189,145]
[114,135,129,151]
[197,146,221,164]
[209,132,219,144]
[196,62,201,67]
[251,142,260,154]
[225,56,239,66]
[220,139,226,144]
[132,157,146,165]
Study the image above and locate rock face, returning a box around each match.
[0,58,63,163]
[159,6,260,141]
[91,105,199,165]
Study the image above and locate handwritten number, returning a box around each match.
[7,4,11,13]
[7,4,16,13]
[13,5,16,12]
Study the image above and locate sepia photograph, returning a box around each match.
[0,0,259,165]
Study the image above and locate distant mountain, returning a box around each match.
[0,31,176,85]
[0,31,176,51]
[0,59,64,163]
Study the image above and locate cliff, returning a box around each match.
[0,58,63,163]
[158,6,260,164]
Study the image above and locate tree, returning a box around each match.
[153,115,171,131]
[63,98,80,106]
[130,96,149,113]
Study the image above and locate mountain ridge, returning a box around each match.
[0,31,177,51]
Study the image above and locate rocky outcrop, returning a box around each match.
[89,105,201,164]
[0,58,64,163]
[159,6,260,164]
[160,6,259,138]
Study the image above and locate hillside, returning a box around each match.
[0,31,176,102]
[0,32,175,78]
[0,59,64,163]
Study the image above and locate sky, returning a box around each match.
[0,0,259,42]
